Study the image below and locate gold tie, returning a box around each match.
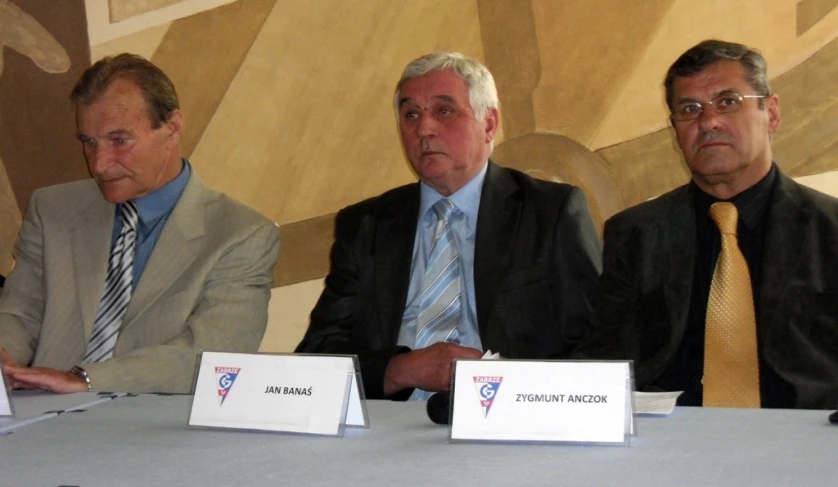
[703,202,761,408]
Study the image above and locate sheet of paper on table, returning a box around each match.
[634,391,683,415]
[0,366,11,417]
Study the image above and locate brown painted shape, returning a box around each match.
[0,0,91,272]
[109,0,185,23]
[797,0,838,36]
[0,0,70,75]
[150,0,277,159]
[772,35,838,177]
[596,129,689,208]
[477,0,675,145]
[526,0,674,146]
[491,133,624,233]
[274,213,335,287]
[477,0,540,140]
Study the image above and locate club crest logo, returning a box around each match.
[215,367,241,406]
[473,376,503,418]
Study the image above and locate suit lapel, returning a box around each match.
[759,173,810,337]
[662,186,696,348]
[70,193,116,341]
[473,162,520,330]
[374,186,420,346]
[121,174,205,329]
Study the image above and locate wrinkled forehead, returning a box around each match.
[397,69,470,106]
[75,81,153,133]
[672,60,750,101]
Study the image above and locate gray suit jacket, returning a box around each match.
[297,162,602,399]
[575,170,838,409]
[0,173,279,393]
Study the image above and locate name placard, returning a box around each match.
[450,360,633,445]
[0,365,12,417]
[189,352,368,436]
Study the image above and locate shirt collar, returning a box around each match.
[130,158,191,228]
[418,162,488,229]
[692,162,777,231]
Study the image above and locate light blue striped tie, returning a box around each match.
[410,199,462,400]
[83,201,139,363]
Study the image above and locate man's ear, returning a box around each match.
[484,107,499,143]
[765,93,781,134]
[164,109,184,147]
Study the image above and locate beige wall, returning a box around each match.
[795,169,838,196]
[260,279,323,353]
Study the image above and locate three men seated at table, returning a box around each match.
[2,41,836,410]
[0,54,279,394]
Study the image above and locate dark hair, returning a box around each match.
[70,53,179,128]
[664,39,770,110]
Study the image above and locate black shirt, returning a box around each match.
[653,164,795,408]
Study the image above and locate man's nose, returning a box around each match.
[87,146,113,174]
[416,113,437,137]
[697,103,723,131]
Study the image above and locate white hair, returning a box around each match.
[394,52,499,121]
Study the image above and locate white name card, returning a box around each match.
[0,365,12,417]
[450,360,633,445]
[189,352,368,436]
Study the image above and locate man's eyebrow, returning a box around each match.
[398,94,457,109]
[713,88,739,97]
[77,129,132,139]
[675,88,739,104]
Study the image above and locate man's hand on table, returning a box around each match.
[383,342,483,396]
[3,363,89,394]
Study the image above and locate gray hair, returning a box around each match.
[71,53,179,128]
[664,39,771,111]
[394,52,498,121]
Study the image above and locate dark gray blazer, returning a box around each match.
[575,169,838,409]
[296,162,602,399]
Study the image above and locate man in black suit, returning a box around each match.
[296,52,602,400]
[575,40,838,409]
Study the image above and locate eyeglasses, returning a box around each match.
[671,92,767,121]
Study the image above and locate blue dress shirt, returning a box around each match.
[110,159,191,288]
[397,162,488,353]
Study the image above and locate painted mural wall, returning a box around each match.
[1,1,837,349]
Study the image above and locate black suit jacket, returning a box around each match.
[575,170,838,409]
[296,162,602,399]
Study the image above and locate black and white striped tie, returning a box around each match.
[83,201,139,363]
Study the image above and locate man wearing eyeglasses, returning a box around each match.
[575,39,838,409]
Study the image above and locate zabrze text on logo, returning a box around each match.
[215,367,241,406]
[473,376,503,418]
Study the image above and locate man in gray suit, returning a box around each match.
[0,54,279,394]
[297,52,601,400]
[575,40,838,409]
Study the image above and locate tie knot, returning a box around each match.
[120,201,139,231]
[432,198,457,222]
[709,202,738,236]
